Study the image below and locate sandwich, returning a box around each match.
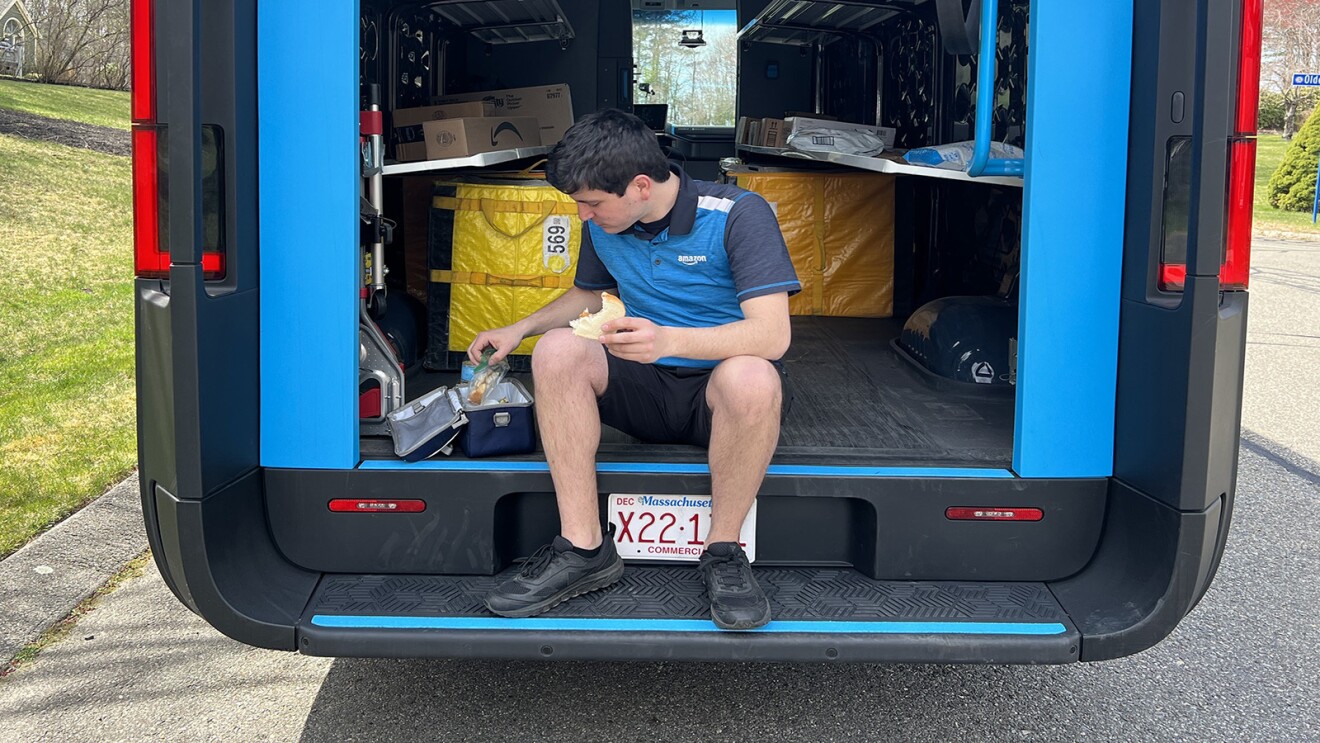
[570,292,626,340]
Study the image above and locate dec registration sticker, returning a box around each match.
[608,494,757,562]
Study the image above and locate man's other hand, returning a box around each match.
[598,316,669,364]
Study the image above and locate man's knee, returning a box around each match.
[707,356,781,416]
[532,328,607,388]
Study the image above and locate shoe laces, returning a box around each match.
[517,543,558,580]
[707,552,749,592]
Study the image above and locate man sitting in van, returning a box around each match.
[468,108,799,630]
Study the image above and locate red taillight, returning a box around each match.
[1236,0,1262,135]
[1159,0,1260,293]
[945,507,1044,522]
[328,499,427,513]
[131,0,163,278]
[132,128,168,278]
[1222,0,1261,291]
[130,0,154,123]
[1222,138,1255,290]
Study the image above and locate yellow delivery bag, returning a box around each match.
[426,177,582,369]
[733,168,894,318]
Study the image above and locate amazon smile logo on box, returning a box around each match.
[490,121,527,146]
[419,116,542,159]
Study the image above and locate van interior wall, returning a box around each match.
[360,1,627,116]
[736,0,813,119]
[800,1,1028,314]
[449,0,627,116]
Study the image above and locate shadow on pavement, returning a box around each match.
[298,656,1067,742]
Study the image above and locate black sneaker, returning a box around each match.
[484,532,625,618]
[698,542,771,630]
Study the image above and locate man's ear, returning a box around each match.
[633,174,653,200]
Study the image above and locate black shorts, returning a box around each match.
[597,354,792,447]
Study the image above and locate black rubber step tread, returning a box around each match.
[307,566,1067,624]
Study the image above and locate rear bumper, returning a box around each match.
[142,467,1223,663]
[297,625,1080,664]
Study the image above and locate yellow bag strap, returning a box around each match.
[517,159,548,176]
[432,195,577,238]
[430,270,569,289]
[810,179,827,314]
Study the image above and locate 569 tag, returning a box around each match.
[543,215,572,273]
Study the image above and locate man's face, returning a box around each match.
[570,178,645,234]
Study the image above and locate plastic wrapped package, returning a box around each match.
[903,141,1025,171]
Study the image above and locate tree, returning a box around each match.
[1266,104,1319,211]
[25,0,129,89]
[633,10,737,127]
[1261,0,1320,139]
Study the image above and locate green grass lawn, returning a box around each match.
[0,133,136,558]
[0,78,130,130]
[1254,133,1320,238]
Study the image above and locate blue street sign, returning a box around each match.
[1293,73,1320,86]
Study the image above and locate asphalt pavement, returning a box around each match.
[0,238,1316,741]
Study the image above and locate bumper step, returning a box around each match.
[297,566,1079,663]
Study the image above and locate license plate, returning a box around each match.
[607,494,756,562]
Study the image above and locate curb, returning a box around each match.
[0,473,148,663]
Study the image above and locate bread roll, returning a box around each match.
[570,292,626,340]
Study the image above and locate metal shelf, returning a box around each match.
[737,145,1023,187]
[424,0,574,46]
[737,0,919,47]
[381,146,553,175]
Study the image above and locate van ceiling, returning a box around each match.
[427,0,575,45]
[632,0,738,11]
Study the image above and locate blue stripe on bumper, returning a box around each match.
[310,615,1067,635]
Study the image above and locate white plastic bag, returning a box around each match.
[903,141,1024,171]
[786,127,888,156]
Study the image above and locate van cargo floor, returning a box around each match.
[363,316,1014,467]
[773,317,1013,465]
[297,566,1077,663]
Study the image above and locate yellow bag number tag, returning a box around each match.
[543,215,572,274]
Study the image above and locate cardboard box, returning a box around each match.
[393,101,497,161]
[434,84,574,145]
[421,116,542,160]
[396,142,430,162]
[760,118,787,148]
[394,101,494,129]
[736,116,755,145]
[785,116,897,149]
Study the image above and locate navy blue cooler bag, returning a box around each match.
[387,379,536,461]
[458,378,536,457]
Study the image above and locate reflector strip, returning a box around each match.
[945,507,1043,522]
[328,499,426,513]
[310,615,1069,635]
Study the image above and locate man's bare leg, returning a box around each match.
[704,356,782,544]
[531,328,610,549]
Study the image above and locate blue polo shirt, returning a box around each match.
[573,167,800,368]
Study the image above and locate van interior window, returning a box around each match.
[632,9,737,127]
